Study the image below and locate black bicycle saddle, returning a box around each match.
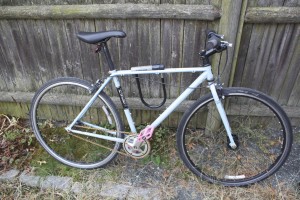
[77,30,126,44]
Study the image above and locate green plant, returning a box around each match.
[30,146,83,180]
[139,126,175,167]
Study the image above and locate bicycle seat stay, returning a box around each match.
[77,30,126,44]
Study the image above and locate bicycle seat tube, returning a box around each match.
[101,42,137,133]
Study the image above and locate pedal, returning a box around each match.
[137,126,155,142]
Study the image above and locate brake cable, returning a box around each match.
[216,48,229,85]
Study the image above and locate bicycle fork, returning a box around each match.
[209,83,237,149]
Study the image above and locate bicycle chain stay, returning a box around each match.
[74,125,135,136]
[69,125,152,158]
[67,132,130,157]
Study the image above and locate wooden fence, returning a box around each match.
[0,0,299,126]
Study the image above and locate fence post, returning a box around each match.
[228,0,249,87]
[210,0,245,86]
[205,0,246,133]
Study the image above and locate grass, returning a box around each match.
[0,115,299,199]
[0,171,299,199]
[27,125,174,181]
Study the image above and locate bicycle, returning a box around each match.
[30,30,293,186]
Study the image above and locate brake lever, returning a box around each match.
[221,41,233,47]
[216,34,224,39]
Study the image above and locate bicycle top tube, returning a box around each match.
[108,66,213,77]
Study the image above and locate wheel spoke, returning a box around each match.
[30,78,124,169]
[177,88,292,186]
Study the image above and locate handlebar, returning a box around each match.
[206,31,222,51]
[200,30,232,65]
[200,31,232,65]
[206,30,232,51]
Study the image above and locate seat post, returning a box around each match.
[101,42,116,71]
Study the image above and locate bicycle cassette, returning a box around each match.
[123,135,151,159]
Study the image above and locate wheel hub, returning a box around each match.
[227,134,239,150]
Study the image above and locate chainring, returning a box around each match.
[123,135,151,159]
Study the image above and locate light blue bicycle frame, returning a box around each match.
[65,65,237,148]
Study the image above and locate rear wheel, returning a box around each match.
[30,77,124,169]
[176,87,292,186]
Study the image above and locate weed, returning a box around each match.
[137,125,175,167]
[0,115,35,171]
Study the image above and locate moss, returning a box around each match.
[0,102,29,119]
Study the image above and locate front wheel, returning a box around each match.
[176,87,292,186]
[30,77,124,169]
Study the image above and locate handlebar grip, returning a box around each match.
[206,35,220,50]
[206,30,221,50]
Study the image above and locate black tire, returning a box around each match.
[30,77,124,169]
[176,87,292,186]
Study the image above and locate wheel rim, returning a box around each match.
[31,81,122,168]
[181,92,288,185]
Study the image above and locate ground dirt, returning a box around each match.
[0,117,299,199]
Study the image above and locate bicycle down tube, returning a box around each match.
[65,65,237,148]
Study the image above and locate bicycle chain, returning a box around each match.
[67,125,139,158]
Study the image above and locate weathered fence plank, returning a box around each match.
[0,20,28,92]
[0,4,221,21]
[213,0,244,87]
[228,0,248,87]
[63,19,86,79]
[269,24,298,101]
[238,24,275,90]
[280,24,300,105]
[0,91,195,112]
[29,20,54,84]
[245,7,300,23]
[44,20,75,78]
[286,25,300,107]
[1,91,299,119]
[160,14,185,126]
[180,20,207,100]
[0,22,10,92]
[0,1,299,126]
[161,19,184,99]
[0,0,94,6]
